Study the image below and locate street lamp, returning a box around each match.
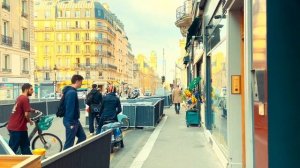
[53,64,57,99]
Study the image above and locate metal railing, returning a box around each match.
[21,11,28,18]
[21,40,30,51]
[1,35,12,46]
[2,2,10,11]
[2,68,11,73]
[22,70,29,74]
[74,63,117,70]
[176,0,193,21]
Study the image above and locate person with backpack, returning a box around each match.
[62,74,86,150]
[86,84,102,136]
[96,84,122,134]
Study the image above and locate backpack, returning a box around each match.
[86,90,96,105]
[56,94,65,117]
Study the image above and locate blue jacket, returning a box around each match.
[101,92,122,119]
[62,86,80,125]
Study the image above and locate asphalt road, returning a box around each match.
[0,111,154,168]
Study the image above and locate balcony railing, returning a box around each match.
[2,2,10,11]
[22,70,29,74]
[21,40,30,51]
[95,38,112,45]
[74,63,117,71]
[2,35,12,46]
[2,68,12,73]
[21,11,28,18]
[176,0,193,21]
[95,50,113,57]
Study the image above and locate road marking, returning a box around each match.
[129,116,168,168]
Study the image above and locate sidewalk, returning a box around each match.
[130,106,223,168]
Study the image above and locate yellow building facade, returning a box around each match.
[34,0,133,97]
[0,0,34,100]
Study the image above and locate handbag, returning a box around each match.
[90,103,101,113]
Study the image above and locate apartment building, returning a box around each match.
[0,0,34,100]
[34,0,133,97]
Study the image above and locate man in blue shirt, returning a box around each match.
[63,74,86,150]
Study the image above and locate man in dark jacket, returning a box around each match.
[63,74,86,150]
[86,84,102,136]
[96,84,122,134]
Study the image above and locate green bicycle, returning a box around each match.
[0,111,63,158]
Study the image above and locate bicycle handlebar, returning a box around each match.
[31,110,43,121]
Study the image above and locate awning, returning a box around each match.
[185,17,201,51]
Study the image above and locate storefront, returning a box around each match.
[0,77,30,101]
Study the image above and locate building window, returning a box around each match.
[85,10,90,17]
[57,45,61,53]
[65,33,70,41]
[45,59,49,68]
[99,72,102,76]
[66,58,70,67]
[85,45,90,53]
[65,11,70,18]
[75,33,80,41]
[22,28,28,41]
[75,11,80,18]
[44,46,49,54]
[75,21,79,28]
[45,72,50,80]
[86,58,90,66]
[45,10,50,19]
[66,45,70,53]
[97,33,102,40]
[3,21,9,36]
[66,21,71,28]
[21,0,28,18]
[22,58,29,73]
[86,71,90,79]
[57,33,62,41]
[57,10,62,17]
[56,21,62,29]
[85,33,90,40]
[3,54,11,71]
[45,33,50,40]
[97,22,103,27]
[98,57,102,64]
[2,0,10,11]
[75,45,80,53]
[86,21,90,29]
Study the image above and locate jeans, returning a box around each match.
[63,121,86,150]
[88,112,100,134]
[175,103,181,113]
[96,116,117,134]
[8,130,32,155]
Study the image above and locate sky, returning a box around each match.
[102,0,184,82]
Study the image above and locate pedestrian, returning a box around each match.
[62,74,86,150]
[172,84,183,114]
[86,84,102,137]
[7,83,37,154]
[96,84,122,134]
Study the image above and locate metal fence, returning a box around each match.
[0,99,86,122]
[121,98,164,127]
[42,130,111,168]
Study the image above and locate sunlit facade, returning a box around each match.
[34,0,133,97]
[0,0,34,100]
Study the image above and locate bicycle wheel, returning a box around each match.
[120,117,130,131]
[32,133,63,158]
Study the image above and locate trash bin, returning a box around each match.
[186,109,201,127]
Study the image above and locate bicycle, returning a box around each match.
[0,111,63,158]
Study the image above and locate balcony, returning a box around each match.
[22,70,29,74]
[96,26,116,37]
[21,40,30,51]
[95,50,113,57]
[175,0,194,36]
[21,11,28,18]
[2,2,10,11]
[95,38,112,45]
[74,63,117,71]
[2,68,11,73]
[2,35,12,46]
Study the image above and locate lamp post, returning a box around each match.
[53,64,57,99]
